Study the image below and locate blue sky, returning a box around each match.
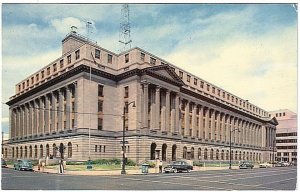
[1,3,298,138]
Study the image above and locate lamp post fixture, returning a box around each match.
[229,128,240,169]
[272,139,276,167]
[121,101,136,175]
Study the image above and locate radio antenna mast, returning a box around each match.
[119,4,132,52]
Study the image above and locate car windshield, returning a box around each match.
[172,161,183,165]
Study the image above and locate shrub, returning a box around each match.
[145,161,156,168]
[126,159,136,166]
[193,161,203,167]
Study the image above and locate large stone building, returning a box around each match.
[269,109,297,163]
[4,31,278,164]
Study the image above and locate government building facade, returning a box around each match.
[4,31,278,164]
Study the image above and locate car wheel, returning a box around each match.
[174,169,177,173]
[187,169,191,173]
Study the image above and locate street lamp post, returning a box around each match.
[121,101,135,175]
[272,139,276,167]
[229,128,240,169]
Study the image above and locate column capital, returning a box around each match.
[155,85,161,91]
[141,80,149,86]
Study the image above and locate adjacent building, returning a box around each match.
[4,31,278,164]
[269,109,297,163]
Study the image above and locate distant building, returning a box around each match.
[269,110,297,163]
[4,31,277,164]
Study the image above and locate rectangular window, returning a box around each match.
[212,87,215,94]
[75,50,80,60]
[67,55,71,64]
[98,118,103,130]
[36,74,39,81]
[98,85,104,97]
[53,63,57,72]
[283,112,285,116]
[125,53,129,63]
[236,98,238,104]
[200,81,204,88]
[108,54,112,64]
[60,59,64,68]
[41,71,44,78]
[95,49,100,59]
[26,79,29,87]
[98,101,103,113]
[217,89,220,96]
[231,96,234,102]
[31,77,34,84]
[150,57,156,65]
[207,84,210,91]
[71,102,75,112]
[47,67,50,75]
[227,94,230,100]
[222,92,225,98]
[179,71,183,79]
[124,86,129,98]
[95,145,97,152]
[194,78,197,85]
[187,75,191,82]
[22,82,25,89]
[140,52,145,61]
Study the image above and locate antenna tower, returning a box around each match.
[86,21,93,41]
[119,4,132,52]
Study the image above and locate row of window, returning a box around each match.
[94,145,106,153]
[94,49,113,64]
[18,49,81,93]
[276,132,297,137]
[276,139,297,143]
[277,152,297,156]
[276,146,297,149]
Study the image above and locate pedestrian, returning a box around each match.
[41,161,45,172]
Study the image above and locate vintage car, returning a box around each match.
[259,162,272,168]
[1,158,7,168]
[163,161,193,173]
[14,159,33,171]
[239,161,254,169]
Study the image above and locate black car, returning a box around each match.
[164,161,193,173]
[1,158,7,168]
[239,161,254,169]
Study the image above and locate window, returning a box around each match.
[95,49,100,59]
[217,89,220,96]
[179,71,183,79]
[75,50,80,60]
[125,54,129,63]
[222,92,225,98]
[212,87,215,94]
[98,101,103,113]
[236,98,238,104]
[26,79,29,87]
[150,57,156,65]
[207,84,210,91]
[187,75,191,82]
[283,112,285,116]
[98,118,103,130]
[36,74,39,82]
[227,94,230,100]
[124,86,129,98]
[22,82,25,89]
[60,59,64,68]
[67,55,71,64]
[53,63,57,72]
[194,78,197,85]
[47,67,50,75]
[41,71,44,78]
[31,77,34,84]
[98,85,104,97]
[200,81,204,88]
[231,96,234,102]
[108,54,112,64]
[140,52,145,61]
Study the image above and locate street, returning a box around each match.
[2,166,297,190]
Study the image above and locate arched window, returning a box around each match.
[40,144,43,158]
[239,151,242,160]
[235,151,238,160]
[29,146,32,158]
[25,146,28,158]
[226,150,229,160]
[243,151,246,160]
[53,144,57,158]
[216,149,219,160]
[221,150,224,160]
[34,145,37,158]
[172,145,177,161]
[46,144,50,157]
[191,147,194,160]
[162,144,167,161]
[150,143,156,160]
[198,148,201,160]
[183,147,187,159]
[210,149,214,160]
[16,147,19,158]
[20,146,23,158]
[204,148,208,160]
[12,147,15,158]
[68,142,72,158]
[5,148,8,158]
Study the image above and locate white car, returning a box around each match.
[259,162,272,168]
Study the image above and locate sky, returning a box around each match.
[1,3,298,137]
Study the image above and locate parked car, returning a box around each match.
[259,162,271,168]
[239,161,254,169]
[1,158,7,168]
[282,162,290,167]
[14,159,33,171]
[275,162,285,167]
[163,161,193,173]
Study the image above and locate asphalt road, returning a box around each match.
[2,166,297,190]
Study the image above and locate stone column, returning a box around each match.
[155,86,161,130]
[51,92,57,132]
[25,104,29,137]
[150,88,155,129]
[221,113,226,141]
[211,110,215,140]
[39,97,44,134]
[198,105,203,139]
[175,93,180,134]
[73,83,78,129]
[29,102,33,136]
[165,90,170,132]
[45,95,50,133]
[226,116,230,142]
[161,91,166,132]
[20,106,24,138]
[58,89,64,132]
[205,108,210,140]
[9,109,13,139]
[143,83,149,129]
[66,86,71,130]
[34,100,39,136]
[184,100,190,136]
[191,103,197,137]
[216,111,220,141]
